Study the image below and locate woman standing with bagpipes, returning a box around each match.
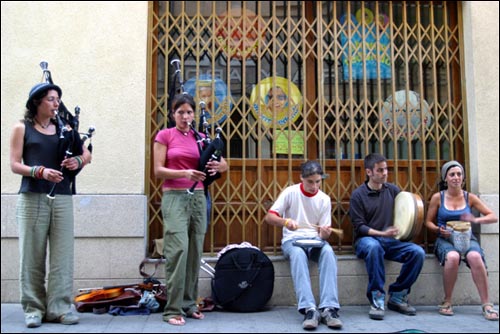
[9,82,92,328]
[153,93,227,326]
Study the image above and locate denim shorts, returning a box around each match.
[434,236,486,268]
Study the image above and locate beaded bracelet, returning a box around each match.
[30,166,37,178]
[75,156,84,168]
[35,166,45,179]
[39,166,45,179]
[284,219,290,228]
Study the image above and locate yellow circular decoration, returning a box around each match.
[250,77,302,127]
[356,8,374,25]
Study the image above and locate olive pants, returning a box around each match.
[16,192,74,321]
[161,190,207,320]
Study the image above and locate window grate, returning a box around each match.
[145,1,465,256]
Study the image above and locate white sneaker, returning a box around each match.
[302,309,320,329]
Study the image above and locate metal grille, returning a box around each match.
[145,1,465,256]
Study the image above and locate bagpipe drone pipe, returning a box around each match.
[39,61,95,198]
[168,59,225,195]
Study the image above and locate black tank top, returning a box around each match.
[19,121,72,195]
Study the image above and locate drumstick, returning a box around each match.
[298,224,344,240]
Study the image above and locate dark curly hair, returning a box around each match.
[24,84,61,126]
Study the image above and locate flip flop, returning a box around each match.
[167,316,185,326]
[482,303,499,321]
[438,301,454,316]
[188,311,205,320]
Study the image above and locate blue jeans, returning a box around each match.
[282,238,340,313]
[355,237,425,303]
[434,236,486,268]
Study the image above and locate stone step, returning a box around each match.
[196,254,493,306]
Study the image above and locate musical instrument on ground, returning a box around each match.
[74,287,124,303]
[74,285,151,313]
[446,221,472,254]
[75,282,160,303]
[393,191,424,241]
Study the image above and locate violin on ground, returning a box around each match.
[74,282,157,303]
[74,287,125,303]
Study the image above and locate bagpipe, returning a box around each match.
[168,59,224,195]
[39,61,95,198]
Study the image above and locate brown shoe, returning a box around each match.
[388,298,416,316]
[369,305,385,320]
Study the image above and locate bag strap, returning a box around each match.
[230,251,259,271]
[139,258,162,285]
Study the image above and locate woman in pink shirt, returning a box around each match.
[153,94,227,326]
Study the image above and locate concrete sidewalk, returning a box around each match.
[1,303,499,333]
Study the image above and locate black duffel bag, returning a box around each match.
[212,247,274,312]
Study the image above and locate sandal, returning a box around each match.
[187,310,205,320]
[167,316,186,326]
[438,301,454,316]
[482,303,499,321]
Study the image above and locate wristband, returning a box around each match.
[75,156,84,168]
[30,166,37,178]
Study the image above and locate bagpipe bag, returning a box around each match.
[211,247,274,312]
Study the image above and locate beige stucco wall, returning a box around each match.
[463,1,499,196]
[1,1,148,194]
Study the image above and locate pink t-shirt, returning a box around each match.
[155,128,204,190]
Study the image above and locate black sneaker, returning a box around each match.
[302,309,320,330]
[320,308,343,329]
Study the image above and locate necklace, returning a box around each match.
[176,127,190,136]
[35,118,51,129]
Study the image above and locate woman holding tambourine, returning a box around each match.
[425,161,498,321]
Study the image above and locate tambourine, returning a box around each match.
[292,239,325,249]
[393,192,424,242]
